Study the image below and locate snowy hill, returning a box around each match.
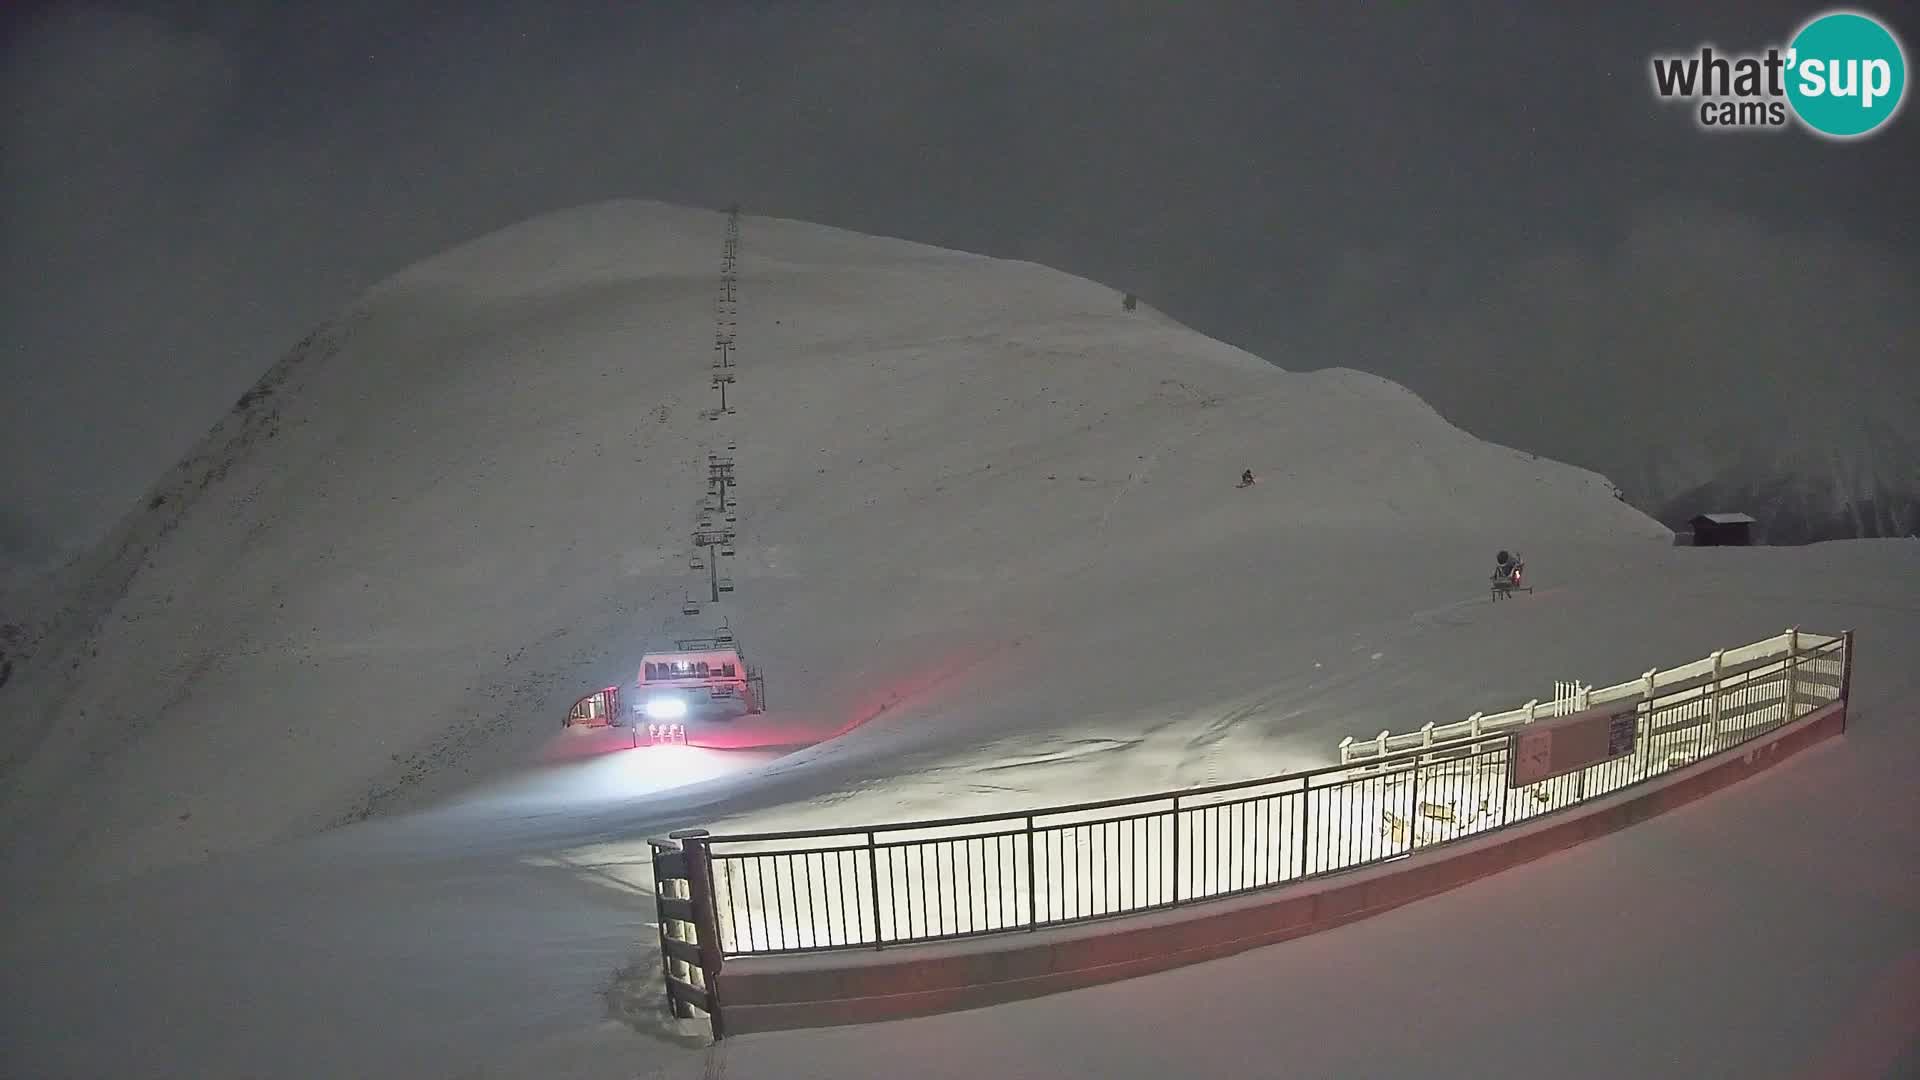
[0,199,1664,889]
[0,200,1915,1080]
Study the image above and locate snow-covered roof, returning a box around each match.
[1692,512,1758,525]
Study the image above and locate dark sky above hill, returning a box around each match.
[3,1,1913,562]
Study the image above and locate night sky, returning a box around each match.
[3,1,1913,565]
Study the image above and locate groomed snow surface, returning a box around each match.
[2,201,1915,1079]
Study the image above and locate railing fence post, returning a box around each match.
[867,831,883,948]
[671,828,727,1040]
[650,839,693,1021]
[1839,629,1855,731]
[1625,668,1652,775]
[1294,787,1307,880]
[1709,649,1725,745]
[1408,756,1422,851]
[1783,626,1799,723]
[1025,817,1039,928]
[1171,798,1182,904]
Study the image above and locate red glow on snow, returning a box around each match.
[536,726,640,762]
[826,641,1009,740]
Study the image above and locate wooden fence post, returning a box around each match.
[650,839,695,1020]
[668,828,728,1040]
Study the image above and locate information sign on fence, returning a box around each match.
[1508,703,1640,787]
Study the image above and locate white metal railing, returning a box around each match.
[1550,680,1589,716]
[1338,628,1837,766]
[667,631,1848,964]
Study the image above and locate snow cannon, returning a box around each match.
[1491,550,1532,601]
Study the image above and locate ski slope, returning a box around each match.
[1,201,1914,1079]
[0,199,1665,890]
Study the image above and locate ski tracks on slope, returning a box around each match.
[1096,412,1226,534]
[1407,593,1487,631]
[1095,445,1158,533]
[1184,681,1305,787]
[1182,590,1501,782]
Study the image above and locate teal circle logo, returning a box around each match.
[1786,10,1907,138]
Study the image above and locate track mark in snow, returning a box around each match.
[1096,419,1216,532]
[1407,594,1487,629]
[1188,684,1294,786]
[966,782,1023,796]
[974,736,1140,773]
[1095,459,1150,531]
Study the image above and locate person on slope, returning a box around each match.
[1239,468,1255,487]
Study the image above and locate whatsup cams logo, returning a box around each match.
[1650,8,1908,138]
